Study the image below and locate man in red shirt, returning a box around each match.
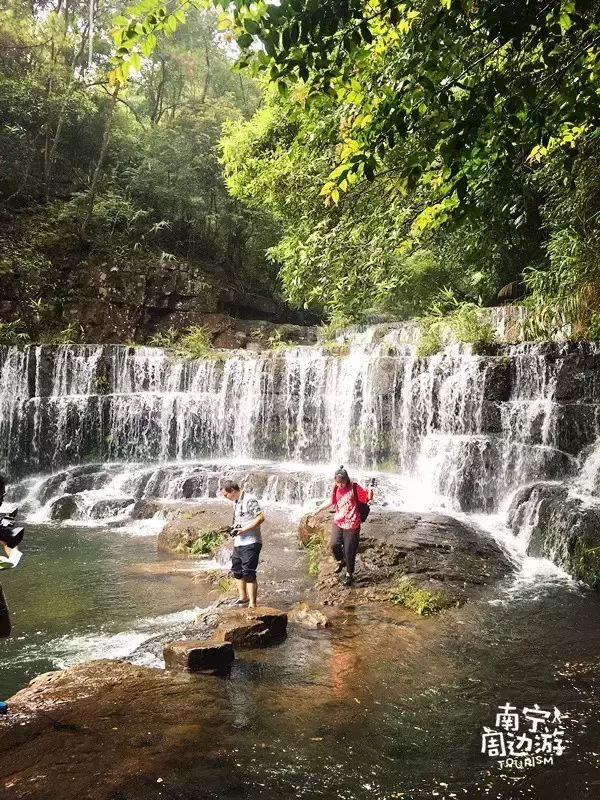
[312,467,374,586]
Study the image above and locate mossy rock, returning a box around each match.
[389,577,459,615]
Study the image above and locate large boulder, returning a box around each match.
[89,498,135,519]
[163,640,234,673]
[157,505,233,553]
[49,494,79,521]
[300,509,513,610]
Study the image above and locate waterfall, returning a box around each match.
[2,334,600,517]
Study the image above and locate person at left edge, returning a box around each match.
[0,474,22,638]
[221,480,265,609]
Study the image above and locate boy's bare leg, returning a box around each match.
[235,577,248,602]
[248,581,257,608]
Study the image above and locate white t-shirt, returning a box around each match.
[232,492,262,547]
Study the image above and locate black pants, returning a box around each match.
[329,525,360,574]
[232,543,262,583]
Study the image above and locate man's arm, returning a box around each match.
[238,511,265,533]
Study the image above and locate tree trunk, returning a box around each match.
[43,22,89,202]
[79,83,119,241]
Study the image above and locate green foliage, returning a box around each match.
[0,320,30,347]
[303,532,327,578]
[0,4,281,339]
[416,323,443,358]
[149,325,216,359]
[175,529,224,556]
[149,328,180,349]
[317,315,351,342]
[266,328,293,350]
[321,341,350,357]
[447,304,496,353]
[389,581,442,616]
[217,574,235,593]
[177,326,215,359]
[114,0,600,227]
[587,313,600,341]
[417,301,496,357]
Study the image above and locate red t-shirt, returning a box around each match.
[331,482,369,530]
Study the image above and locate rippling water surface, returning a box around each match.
[3,522,600,798]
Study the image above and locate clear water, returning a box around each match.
[0,522,212,698]
[3,519,600,797]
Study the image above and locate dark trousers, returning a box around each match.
[329,525,360,574]
[231,543,262,583]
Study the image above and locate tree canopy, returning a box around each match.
[0,0,280,338]
[112,0,600,223]
[109,1,600,332]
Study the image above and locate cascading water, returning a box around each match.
[2,333,600,521]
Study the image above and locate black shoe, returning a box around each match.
[231,598,249,606]
[341,572,353,586]
[333,561,346,575]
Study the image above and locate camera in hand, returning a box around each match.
[370,478,377,488]
[229,524,242,538]
[0,506,24,548]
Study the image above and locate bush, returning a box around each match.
[149,327,180,349]
[416,321,443,357]
[303,532,328,577]
[416,301,496,356]
[0,320,30,346]
[148,325,216,359]
[177,326,215,359]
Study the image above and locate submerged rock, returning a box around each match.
[288,602,331,628]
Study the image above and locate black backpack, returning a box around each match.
[353,483,370,522]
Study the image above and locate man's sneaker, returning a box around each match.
[341,572,353,586]
[231,598,249,606]
[333,561,346,575]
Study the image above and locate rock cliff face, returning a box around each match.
[507,482,600,588]
[0,257,320,344]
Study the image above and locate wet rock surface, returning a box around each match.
[0,496,523,800]
[508,481,600,587]
[157,506,232,554]
[0,660,247,800]
[163,640,234,673]
[208,607,288,649]
[300,509,513,608]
